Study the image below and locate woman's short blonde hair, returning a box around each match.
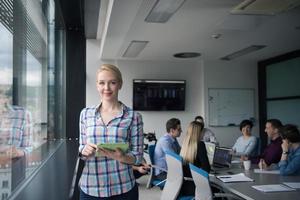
[97,64,123,87]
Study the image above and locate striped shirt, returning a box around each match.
[79,103,144,197]
[0,105,32,153]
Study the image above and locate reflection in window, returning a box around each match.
[26,51,46,148]
[0,21,13,200]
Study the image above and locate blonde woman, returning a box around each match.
[78,64,143,200]
[179,121,210,196]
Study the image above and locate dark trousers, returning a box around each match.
[154,171,167,181]
[133,170,144,180]
[80,184,138,200]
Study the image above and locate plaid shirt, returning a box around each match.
[79,103,144,197]
[0,105,32,153]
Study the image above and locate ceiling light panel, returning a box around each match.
[221,45,266,60]
[231,0,300,15]
[145,0,186,23]
[122,41,149,58]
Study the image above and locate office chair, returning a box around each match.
[146,144,166,189]
[160,151,194,200]
[253,137,261,157]
[189,163,239,200]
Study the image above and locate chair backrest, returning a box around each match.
[160,151,184,200]
[148,144,156,164]
[253,137,261,156]
[147,144,165,189]
[189,163,213,200]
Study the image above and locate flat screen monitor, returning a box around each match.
[133,79,186,111]
[212,147,232,168]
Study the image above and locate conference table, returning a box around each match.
[209,163,300,200]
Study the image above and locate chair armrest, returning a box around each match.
[153,179,166,187]
[150,164,168,172]
[146,165,167,189]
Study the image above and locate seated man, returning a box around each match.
[153,118,182,180]
[132,158,150,179]
[195,116,218,144]
[251,119,283,168]
[278,124,300,175]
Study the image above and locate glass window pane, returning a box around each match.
[266,57,300,98]
[267,99,300,127]
[0,21,13,200]
[1,0,64,198]
[25,50,47,148]
[0,23,13,88]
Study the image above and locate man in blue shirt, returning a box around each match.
[153,118,182,180]
[278,124,300,175]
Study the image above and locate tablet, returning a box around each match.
[95,143,129,157]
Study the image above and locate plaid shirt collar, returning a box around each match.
[95,101,129,116]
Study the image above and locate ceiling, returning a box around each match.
[87,0,300,62]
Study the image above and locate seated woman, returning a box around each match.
[232,120,257,157]
[179,121,210,196]
[279,124,300,175]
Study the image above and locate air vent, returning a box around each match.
[231,0,300,15]
[173,52,201,58]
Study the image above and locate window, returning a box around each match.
[2,180,8,188]
[2,193,9,200]
[258,50,300,148]
[265,56,300,126]
[0,0,65,198]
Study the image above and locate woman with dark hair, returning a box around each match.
[279,124,300,175]
[194,115,218,144]
[232,120,257,157]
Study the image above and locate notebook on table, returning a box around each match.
[211,146,232,169]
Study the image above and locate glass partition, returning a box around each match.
[266,57,300,98]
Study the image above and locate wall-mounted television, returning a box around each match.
[133,79,186,111]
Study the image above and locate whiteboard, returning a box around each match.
[208,88,255,126]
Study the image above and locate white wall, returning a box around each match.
[203,60,259,147]
[86,39,102,105]
[86,39,259,147]
[114,59,204,144]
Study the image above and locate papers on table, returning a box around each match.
[231,160,241,164]
[252,184,296,192]
[254,169,280,174]
[216,173,254,183]
[282,182,300,189]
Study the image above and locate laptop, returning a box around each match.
[204,142,216,165]
[211,146,232,169]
